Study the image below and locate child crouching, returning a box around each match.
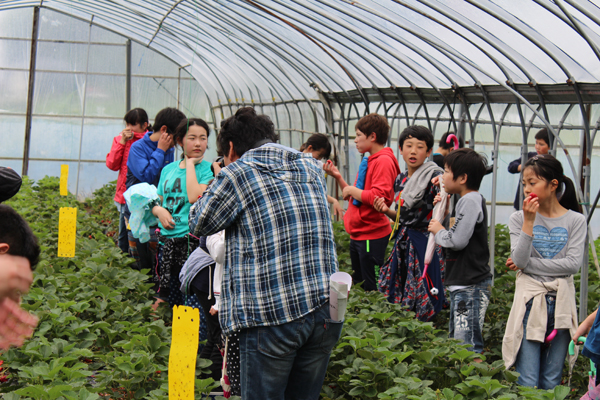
[428,148,492,353]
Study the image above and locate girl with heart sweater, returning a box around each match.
[502,154,586,390]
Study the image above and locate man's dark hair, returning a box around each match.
[218,107,279,158]
[444,148,488,191]
[300,133,332,160]
[124,108,149,129]
[438,132,465,150]
[153,107,186,135]
[534,128,550,146]
[355,113,389,145]
[399,125,434,150]
[0,205,40,269]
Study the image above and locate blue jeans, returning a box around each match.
[515,295,570,389]
[448,277,491,353]
[239,301,343,400]
[115,202,129,254]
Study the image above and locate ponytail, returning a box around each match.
[524,154,582,213]
[559,175,581,213]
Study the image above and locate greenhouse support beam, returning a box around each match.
[75,18,93,200]
[22,6,39,177]
[125,39,131,112]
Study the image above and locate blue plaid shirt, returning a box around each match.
[189,144,338,336]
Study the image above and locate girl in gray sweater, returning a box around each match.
[504,154,585,390]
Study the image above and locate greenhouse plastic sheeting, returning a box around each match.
[0,0,598,105]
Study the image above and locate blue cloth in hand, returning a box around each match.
[353,156,369,206]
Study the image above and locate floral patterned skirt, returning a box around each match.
[378,228,445,321]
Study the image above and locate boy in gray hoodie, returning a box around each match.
[428,148,492,354]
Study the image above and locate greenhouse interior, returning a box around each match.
[2,0,600,399]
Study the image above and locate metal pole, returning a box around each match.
[75,18,93,199]
[125,39,131,112]
[580,104,592,321]
[22,6,39,177]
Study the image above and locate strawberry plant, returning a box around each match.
[1,179,597,399]
[1,177,221,399]
[323,221,582,399]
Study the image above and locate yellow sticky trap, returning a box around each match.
[60,164,69,196]
[58,207,77,257]
[169,305,200,399]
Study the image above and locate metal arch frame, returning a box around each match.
[395,0,548,147]
[156,6,278,108]
[463,0,594,188]
[413,42,595,316]
[147,0,184,46]
[213,1,346,95]
[51,0,301,112]
[182,3,331,126]
[156,10,275,114]
[465,1,594,317]
[195,0,350,135]
[564,0,600,29]
[324,0,465,135]
[158,5,320,118]
[240,0,422,172]
[177,65,220,131]
[150,31,243,117]
[536,0,600,64]
[406,0,555,149]
[240,0,373,110]
[284,0,460,132]
[6,3,227,176]
[29,3,227,102]
[398,0,553,145]
[183,22,324,133]
[259,0,437,118]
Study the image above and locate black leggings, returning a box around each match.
[349,235,389,291]
[192,287,223,382]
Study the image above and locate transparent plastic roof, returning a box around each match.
[1,0,599,104]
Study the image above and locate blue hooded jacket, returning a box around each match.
[125,131,175,188]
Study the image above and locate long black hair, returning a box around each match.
[523,154,581,213]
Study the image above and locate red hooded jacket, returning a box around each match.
[344,147,400,240]
[105,131,147,204]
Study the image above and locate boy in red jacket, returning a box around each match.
[324,113,400,291]
[105,108,149,253]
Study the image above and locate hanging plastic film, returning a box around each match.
[58,207,77,257]
[60,164,69,196]
[169,305,200,399]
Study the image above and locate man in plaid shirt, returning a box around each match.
[189,107,342,399]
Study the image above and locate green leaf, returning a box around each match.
[553,385,570,400]
[48,385,76,399]
[148,334,161,352]
[15,386,48,399]
[415,351,434,364]
[348,387,364,396]
[357,349,373,360]
[504,370,519,383]
[77,388,100,400]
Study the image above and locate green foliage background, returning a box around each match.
[1,177,219,400]
[1,178,598,399]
